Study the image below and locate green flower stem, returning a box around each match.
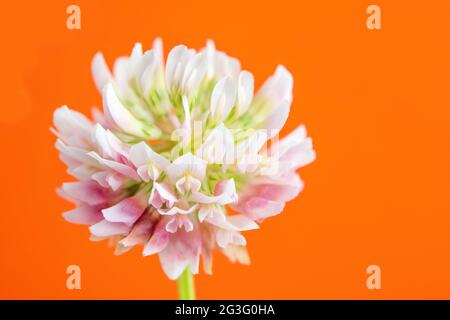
[177,268,196,300]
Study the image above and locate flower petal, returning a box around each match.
[93,124,130,161]
[120,210,157,247]
[205,209,259,232]
[112,57,131,95]
[181,52,207,94]
[52,105,93,148]
[233,196,285,221]
[179,95,192,144]
[175,175,202,194]
[88,151,140,180]
[263,99,290,138]
[210,76,236,120]
[245,174,304,203]
[216,229,246,248]
[63,205,104,225]
[269,125,316,174]
[236,71,254,115]
[256,64,293,105]
[139,38,164,95]
[91,52,112,92]
[143,218,170,256]
[165,45,195,94]
[167,153,207,183]
[55,139,96,168]
[102,193,147,225]
[196,123,234,164]
[89,219,131,237]
[129,141,170,170]
[158,228,201,280]
[61,181,110,206]
[203,40,240,80]
[129,42,143,73]
[158,203,198,216]
[189,179,237,205]
[223,244,250,265]
[91,171,126,191]
[102,83,148,137]
[149,182,177,208]
[278,138,316,173]
[165,215,194,233]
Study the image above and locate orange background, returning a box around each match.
[0,0,449,299]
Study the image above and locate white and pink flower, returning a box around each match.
[53,38,315,280]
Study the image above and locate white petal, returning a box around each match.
[180,96,191,142]
[165,45,185,90]
[136,165,151,182]
[91,106,109,128]
[214,179,238,204]
[101,193,147,225]
[143,224,169,256]
[140,38,164,95]
[112,57,131,95]
[61,181,109,206]
[165,215,194,233]
[153,182,178,204]
[88,151,140,180]
[55,139,95,166]
[278,138,316,174]
[92,171,120,190]
[233,196,285,221]
[189,192,223,205]
[272,125,307,157]
[129,141,170,170]
[210,76,236,120]
[235,130,268,160]
[189,178,237,205]
[226,215,259,231]
[152,37,164,64]
[264,99,290,138]
[136,50,156,91]
[89,219,130,237]
[268,124,316,174]
[158,227,201,279]
[93,124,130,160]
[204,39,216,78]
[167,153,207,183]
[223,244,250,265]
[202,41,241,81]
[236,71,254,115]
[158,204,198,216]
[102,83,146,137]
[196,123,234,164]
[105,129,130,157]
[129,42,143,74]
[91,52,112,92]
[216,229,246,248]
[165,45,195,94]
[257,64,293,105]
[181,52,207,94]
[53,105,93,145]
[198,205,214,222]
[158,248,189,280]
[216,52,240,80]
[63,205,103,225]
[207,213,259,232]
[93,124,113,158]
[175,175,202,194]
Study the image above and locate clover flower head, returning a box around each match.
[53,38,315,280]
